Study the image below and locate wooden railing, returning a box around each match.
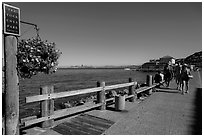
[20,75,158,128]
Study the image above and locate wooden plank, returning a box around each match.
[52,113,114,135]
[40,86,54,128]
[53,103,102,121]
[69,119,103,134]
[26,87,103,103]
[23,127,47,135]
[53,124,84,135]
[26,94,49,103]
[61,123,90,135]
[105,97,114,102]
[24,103,102,127]
[105,82,134,90]
[81,114,114,125]
[136,86,149,94]
[24,116,49,127]
[125,94,135,99]
[136,84,158,94]
[71,117,105,133]
[62,122,92,135]
[4,36,19,135]
[64,121,101,135]
[76,116,109,130]
[77,115,112,129]
[71,114,114,133]
[20,116,37,124]
[52,124,70,135]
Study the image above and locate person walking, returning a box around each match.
[154,71,162,88]
[163,62,173,87]
[174,63,182,90]
[180,64,193,94]
[160,71,164,83]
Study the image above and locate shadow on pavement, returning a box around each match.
[155,87,180,94]
[190,88,202,135]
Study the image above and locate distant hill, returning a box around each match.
[184,51,202,67]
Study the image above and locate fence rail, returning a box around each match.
[24,103,103,127]
[26,87,103,103]
[21,75,158,128]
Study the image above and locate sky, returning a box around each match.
[6,2,202,66]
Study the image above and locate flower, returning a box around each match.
[17,38,61,78]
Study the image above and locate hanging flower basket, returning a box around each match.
[17,38,62,78]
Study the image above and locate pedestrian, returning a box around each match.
[174,63,182,90]
[160,71,164,82]
[163,62,173,87]
[154,71,162,88]
[180,64,193,94]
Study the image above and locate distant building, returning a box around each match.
[141,55,175,71]
[141,62,157,71]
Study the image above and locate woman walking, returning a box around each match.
[180,64,193,94]
[163,62,173,87]
[174,63,182,90]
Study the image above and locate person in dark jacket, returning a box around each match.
[163,63,173,87]
[180,64,193,94]
[174,63,182,89]
[154,71,162,88]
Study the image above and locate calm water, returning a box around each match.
[19,68,155,118]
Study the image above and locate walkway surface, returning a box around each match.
[23,71,202,135]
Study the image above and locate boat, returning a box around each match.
[124,68,131,71]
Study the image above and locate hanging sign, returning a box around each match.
[3,3,20,36]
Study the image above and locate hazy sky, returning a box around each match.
[8,2,202,66]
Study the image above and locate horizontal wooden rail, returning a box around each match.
[20,116,37,124]
[136,84,159,94]
[105,82,134,90]
[24,103,103,127]
[26,87,103,103]
[105,98,115,102]
[126,94,134,99]
[26,82,135,103]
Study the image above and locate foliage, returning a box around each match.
[184,51,202,64]
[17,38,62,78]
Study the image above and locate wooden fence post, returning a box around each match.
[146,75,153,95]
[97,81,106,110]
[40,85,54,128]
[4,36,19,135]
[128,78,135,102]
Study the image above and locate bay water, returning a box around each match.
[19,68,155,118]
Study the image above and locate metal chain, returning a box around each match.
[20,21,41,41]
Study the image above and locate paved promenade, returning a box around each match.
[24,71,202,135]
[88,71,201,135]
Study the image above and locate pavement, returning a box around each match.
[23,71,202,135]
[88,71,202,135]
